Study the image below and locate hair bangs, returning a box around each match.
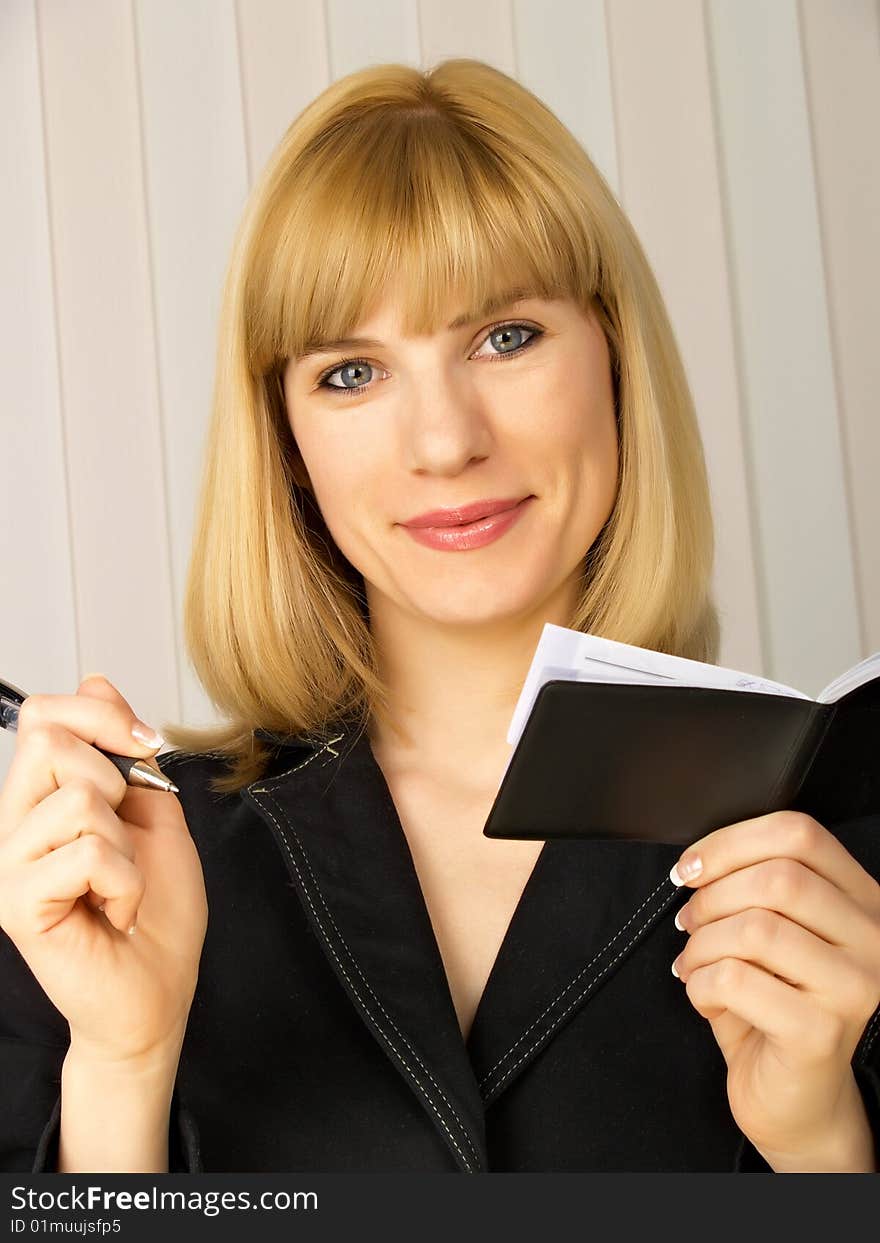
[248,104,604,380]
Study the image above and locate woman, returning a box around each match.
[1,59,879,1174]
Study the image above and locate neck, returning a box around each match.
[365,574,580,792]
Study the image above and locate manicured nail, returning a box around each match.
[132,720,164,748]
[674,906,687,932]
[670,855,703,886]
[671,958,680,978]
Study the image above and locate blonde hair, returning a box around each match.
[159,57,720,795]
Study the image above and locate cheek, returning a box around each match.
[547,373,618,475]
[297,437,384,557]
[295,423,364,503]
[545,373,619,529]
[308,466,358,536]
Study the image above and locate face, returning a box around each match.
[281,290,619,629]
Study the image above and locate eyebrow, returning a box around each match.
[295,287,538,362]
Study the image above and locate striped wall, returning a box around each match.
[2,0,878,787]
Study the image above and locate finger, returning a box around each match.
[0,683,163,829]
[75,675,164,750]
[2,779,137,867]
[684,957,843,1068]
[10,832,145,937]
[0,724,130,836]
[674,909,877,1026]
[691,1004,752,1066]
[1,755,144,914]
[676,858,880,950]
[74,678,169,795]
[27,677,163,758]
[670,811,880,913]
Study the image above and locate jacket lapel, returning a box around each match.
[464,835,684,1104]
[241,724,489,1173]
[240,723,686,1162]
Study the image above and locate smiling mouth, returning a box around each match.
[399,496,535,551]
[403,496,533,530]
[445,502,520,528]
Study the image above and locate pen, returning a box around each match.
[0,676,179,794]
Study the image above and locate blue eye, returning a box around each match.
[315,320,544,399]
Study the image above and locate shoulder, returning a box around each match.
[156,748,240,801]
[154,740,321,844]
[156,748,235,776]
[156,734,321,791]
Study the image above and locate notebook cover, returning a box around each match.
[789,675,880,825]
[481,680,853,846]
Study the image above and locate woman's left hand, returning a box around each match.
[670,810,880,1171]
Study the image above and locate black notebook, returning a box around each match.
[482,624,880,847]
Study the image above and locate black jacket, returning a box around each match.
[3,724,879,1173]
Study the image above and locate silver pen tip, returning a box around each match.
[129,760,179,794]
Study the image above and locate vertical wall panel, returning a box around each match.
[0,0,79,728]
[33,0,179,720]
[706,0,861,696]
[418,0,515,74]
[235,0,329,180]
[329,0,421,76]
[799,0,880,656]
[513,0,619,193]
[134,0,250,733]
[608,0,764,678]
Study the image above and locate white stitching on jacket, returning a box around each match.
[247,740,482,1172]
[251,789,480,1171]
[248,742,330,788]
[478,875,672,1097]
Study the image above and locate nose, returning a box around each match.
[400,371,494,476]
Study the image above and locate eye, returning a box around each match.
[314,320,544,399]
[473,322,541,361]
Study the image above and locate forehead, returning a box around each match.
[361,284,553,328]
[293,288,577,367]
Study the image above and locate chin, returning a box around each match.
[420,588,543,626]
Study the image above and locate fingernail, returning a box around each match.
[674,906,687,932]
[670,855,703,886]
[671,958,680,978]
[131,720,164,748]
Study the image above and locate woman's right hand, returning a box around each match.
[0,675,208,1068]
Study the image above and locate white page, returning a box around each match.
[506,623,810,750]
[817,651,880,703]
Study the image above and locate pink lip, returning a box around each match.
[402,496,529,528]
[401,496,534,552]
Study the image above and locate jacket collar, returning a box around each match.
[241,723,684,1171]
